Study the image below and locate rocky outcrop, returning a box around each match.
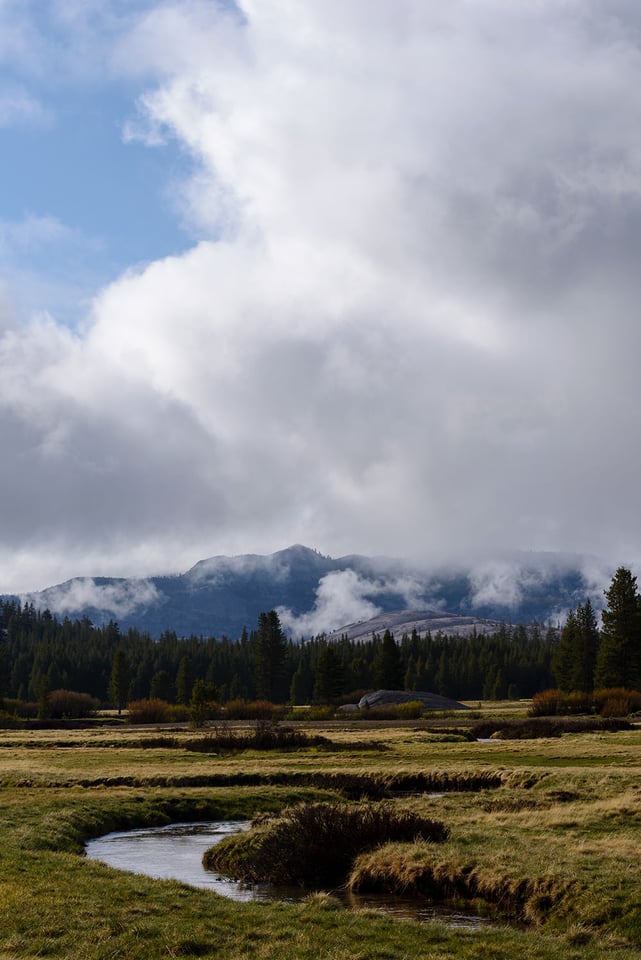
[358,689,470,711]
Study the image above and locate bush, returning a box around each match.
[286,705,336,721]
[529,689,569,717]
[223,700,287,721]
[395,700,424,719]
[593,688,641,717]
[0,710,22,729]
[530,687,641,718]
[204,801,449,887]
[475,716,631,739]
[47,689,99,720]
[2,698,37,718]
[127,698,171,724]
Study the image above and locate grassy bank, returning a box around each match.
[0,718,640,958]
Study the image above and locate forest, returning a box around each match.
[0,566,639,711]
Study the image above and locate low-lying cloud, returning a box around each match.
[22,577,161,620]
[278,568,438,638]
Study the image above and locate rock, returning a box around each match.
[358,689,469,711]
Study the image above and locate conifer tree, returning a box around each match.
[572,599,600,692]
[373,630,404,689]
[253,610,288,702]
[176,655,194,704]
[595,567,641,690]
[111,649,131,715]
[313,643,344,703]
[552,609,578,692]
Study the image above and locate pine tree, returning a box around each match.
[373,630,404,690]
[552,609,578,692]
[176,655,194,705]
[595,567,641,690]
[571,600,600,692]
[313,644,344,704]
[111,649,131,715]
[253,611,288,702]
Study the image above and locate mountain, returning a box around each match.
[11,544,609,639]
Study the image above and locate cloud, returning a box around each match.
[277,571,384,638]
[2,1,641,591]
[22,576,161,619]
[278,568,436,638]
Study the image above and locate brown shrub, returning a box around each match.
[223,699,287,721]
[127,698,171,724]
[593,687,641,716]
[47,689,99,720]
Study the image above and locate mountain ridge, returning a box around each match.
[10,543,608,639]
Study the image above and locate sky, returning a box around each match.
[2,0,641,594]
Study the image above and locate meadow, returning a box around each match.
[0,710,640,959]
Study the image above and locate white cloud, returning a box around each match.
[277,571,384,638]
[3,1,641,591]
[22,576,161,619]
[278,568,439,638]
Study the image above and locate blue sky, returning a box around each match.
[1,0,641,598]
[0,1,194,322]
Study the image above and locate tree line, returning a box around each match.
[1,565,639,711]
[0,601,556,708]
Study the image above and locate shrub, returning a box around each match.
[47,689,99,720]
[298,706,336,721]
[474,716,631,739]
[593,688,641,717]
[530,687,641,718]
[223,699,287,721]
[127,698,171,724]
[0,709,22,729]
[204,801,449,887]
[395,700,424,719]
[529,689,568,717]
[2,698,37,718]
[167,703,190,722]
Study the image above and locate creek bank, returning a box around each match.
[348,843,572,925]
[85,820,493,928]
[203,801,449,887]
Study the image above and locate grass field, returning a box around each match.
[1,711,640,959]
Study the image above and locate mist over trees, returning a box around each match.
[0,566,639,710]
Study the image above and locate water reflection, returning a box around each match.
[85,821,491,929]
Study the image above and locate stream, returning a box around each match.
[85,820,492,929]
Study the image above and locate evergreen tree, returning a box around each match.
[253,611,288,702]
[37,674,50,720]
[373,630,403,690]
[552,609,578,692]
[189,679,218,727]
[110,649,131,715]
[572,600,600,692]
[176,655,194,704]
[150,669,175,702]
[290,660,313,705]
[313,643,344,704]
[595,568,641,690]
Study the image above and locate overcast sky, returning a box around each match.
[1,0,641,593]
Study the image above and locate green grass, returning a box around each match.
[0,720,640,958]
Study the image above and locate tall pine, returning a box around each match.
[595,568,641,690]
[253,610,288,702]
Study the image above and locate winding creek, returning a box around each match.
[85,820,493,929]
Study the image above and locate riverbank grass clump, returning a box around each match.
[347,841,571,924]
[204,801,449,886]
